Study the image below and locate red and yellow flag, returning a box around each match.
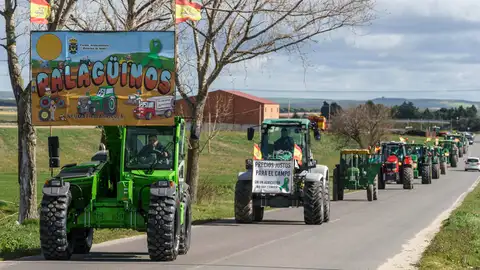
[30,0,51,24]
[253,143,262,160]
[176,0,202,24]
[293,144,302,165]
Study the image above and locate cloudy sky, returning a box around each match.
[1,0,480,101]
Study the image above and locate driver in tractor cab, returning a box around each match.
[138,135,169,158]
[274,128,295,151]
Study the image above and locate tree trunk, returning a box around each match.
[185,97,207,203]
[17,90,38,223]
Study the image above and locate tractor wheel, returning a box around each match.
[303,181,324,225]
[451,156,458,168]
[402,167,414,190]
[71,228,93,254]
[378,170,386,190]
[373,176,378,200]
[459,150,463,158]
[234,181,254,223]
[432,164,440,179]
[440,162,447,175]
[104,96,117,115]
[39,193,73,260]
[253,206,264,222]
[147,194,180,261]
[146,112,153,120]
[179,191,192,255]
[323,176,330,222]
[164,110,173,118]
[367,184,374,201]
[333,165,343,201]
[421,165,431,184]
[40,96,51,109]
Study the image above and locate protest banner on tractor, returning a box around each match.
[252,160,294,194]
[30,31,175,126]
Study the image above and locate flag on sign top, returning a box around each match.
[176,0,202,24]
[293,144,303,166]
[30,0,51,24]
[253,143,262,160]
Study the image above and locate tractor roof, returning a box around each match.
[262,118,311,126]
[340,149,371,154]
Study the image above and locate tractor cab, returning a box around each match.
[247,119,316,171]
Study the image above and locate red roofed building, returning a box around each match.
[175,90,280,125]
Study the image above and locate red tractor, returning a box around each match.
[378,141,414,190]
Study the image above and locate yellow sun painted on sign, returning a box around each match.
[36,33,62,61]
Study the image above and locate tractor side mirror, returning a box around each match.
[48,136,60,168]
[247,127,255,141]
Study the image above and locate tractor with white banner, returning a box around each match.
[234,118,330,225]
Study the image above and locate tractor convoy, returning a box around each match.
[30,29,473,264]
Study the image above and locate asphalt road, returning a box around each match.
[2,142,480,270]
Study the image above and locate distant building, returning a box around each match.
[175,90,280,125]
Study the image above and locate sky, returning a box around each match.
[2,0,480,101]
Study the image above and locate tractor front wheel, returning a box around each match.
[432,164,440,179]
[451,156,458,168]
[402,167,414,190]
[147,195,180,261]
[303,181,324,225]
[373,176,379,200]
[367,184,374,201]
[421,165,432,184]
[332,166,344,201]
[459,150,464,158]
[234,181,254,223]
[440,162,447,174]
[39,193,73,260]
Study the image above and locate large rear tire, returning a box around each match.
[402,167,414,190]
[147,195,180,261]
[323,176,330,222]
[378,169,386,190]
[39,194,73,260]
[373,176,378,200]
[303,181,324,225]
[253,206,264,222]
[451,156,458,168]
[234,181,254,223]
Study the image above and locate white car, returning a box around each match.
[465,157,480,171]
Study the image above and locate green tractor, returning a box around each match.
[332,149,383,201]
[40,116,192,261]
[234,118,331,225]
[431,145,447,176]
[405,143,432,184]
[438,139,459,168]
[444,134,466,158]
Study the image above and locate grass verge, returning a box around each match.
[417,181,480,270]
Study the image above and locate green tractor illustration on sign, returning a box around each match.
[77,86,117,115]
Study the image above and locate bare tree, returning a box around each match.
[1,0,79,223]
[68,0,173,31]
[330,101,392,149]
[176,0,376,202]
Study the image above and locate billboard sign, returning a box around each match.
[30,31,175,126]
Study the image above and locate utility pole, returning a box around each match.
[258,104,262,132]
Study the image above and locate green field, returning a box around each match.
[418,182,480,269]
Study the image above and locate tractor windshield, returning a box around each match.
[260,124,305,162]
[96,88,106,97]
[383,144,405,159]
[124,126,175,170]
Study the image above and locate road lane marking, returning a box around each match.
[377,175,480,270]
[187,227,315,270]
